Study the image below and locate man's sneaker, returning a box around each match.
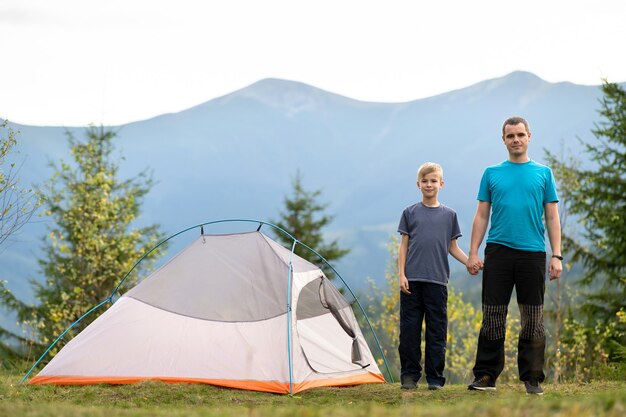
[467,375,496,391]
[400,375,418,390]
[428,383,443,390]
[524,380,544,395]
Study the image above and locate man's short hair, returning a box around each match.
[502,116,530,136]
[417,162,443,181]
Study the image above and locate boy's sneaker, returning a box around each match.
[400,375,417,390]
[524,380,544,395]
[467,375,496,391]
[428,383,443,390]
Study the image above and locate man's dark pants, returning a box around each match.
[473,243,547,382]
[399,281,448,386]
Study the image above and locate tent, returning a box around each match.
[26,227,386,394]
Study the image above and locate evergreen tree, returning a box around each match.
[271,171,349,279]
[0,127,166,355]
[545,80,626,361]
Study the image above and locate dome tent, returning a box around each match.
[23,220,388,394]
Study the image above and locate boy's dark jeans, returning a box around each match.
[399,281,448,386]
[473,243,547,383]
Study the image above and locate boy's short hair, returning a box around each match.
[417,162,443,181]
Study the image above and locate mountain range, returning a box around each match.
[0,71,610,330]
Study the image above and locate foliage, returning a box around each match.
[545,80,626,367]
[546,308,626,382]
[445,286,481,383]
[0,127,166,358]
[364,236,401,377]
[0,120,42,248]
[271,170,349,278]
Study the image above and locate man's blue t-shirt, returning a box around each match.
[397,203,462,286]
[478,160,559,252]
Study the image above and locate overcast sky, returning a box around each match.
[1,0,625,126]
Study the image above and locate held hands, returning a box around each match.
[464,255,562,279]
[400,275,411,294]
[549,257,562,280]
[466,254,483,276]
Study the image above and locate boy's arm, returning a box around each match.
[398,234,411,294]
[467,201,491,275]
[545,202,563,281]
[448,239,468,266]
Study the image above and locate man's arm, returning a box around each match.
[545,202,563,280]
[398,234,411,294]
[467,201,491,275]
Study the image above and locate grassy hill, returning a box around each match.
[1,366,625,417]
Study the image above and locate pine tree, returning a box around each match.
[0,127,166,355]
[545,80,626,362]
[271,171,349,279]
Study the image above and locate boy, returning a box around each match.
[397,162,469,390]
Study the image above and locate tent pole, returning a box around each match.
[286,239,297,395]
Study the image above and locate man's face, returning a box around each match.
[502,123,530,158]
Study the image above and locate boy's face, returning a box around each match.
[417,172,443,197]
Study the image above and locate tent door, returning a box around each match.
[296,277,369,374]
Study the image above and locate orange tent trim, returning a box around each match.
[28,372,385,394]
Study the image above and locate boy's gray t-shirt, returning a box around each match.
[397,203,462,286]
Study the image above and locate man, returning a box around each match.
[466,116,562,395]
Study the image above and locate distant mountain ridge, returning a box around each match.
[0,71,609,331]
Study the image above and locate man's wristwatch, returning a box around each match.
[551,255,564,261]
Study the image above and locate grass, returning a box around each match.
[1,367,625,417]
